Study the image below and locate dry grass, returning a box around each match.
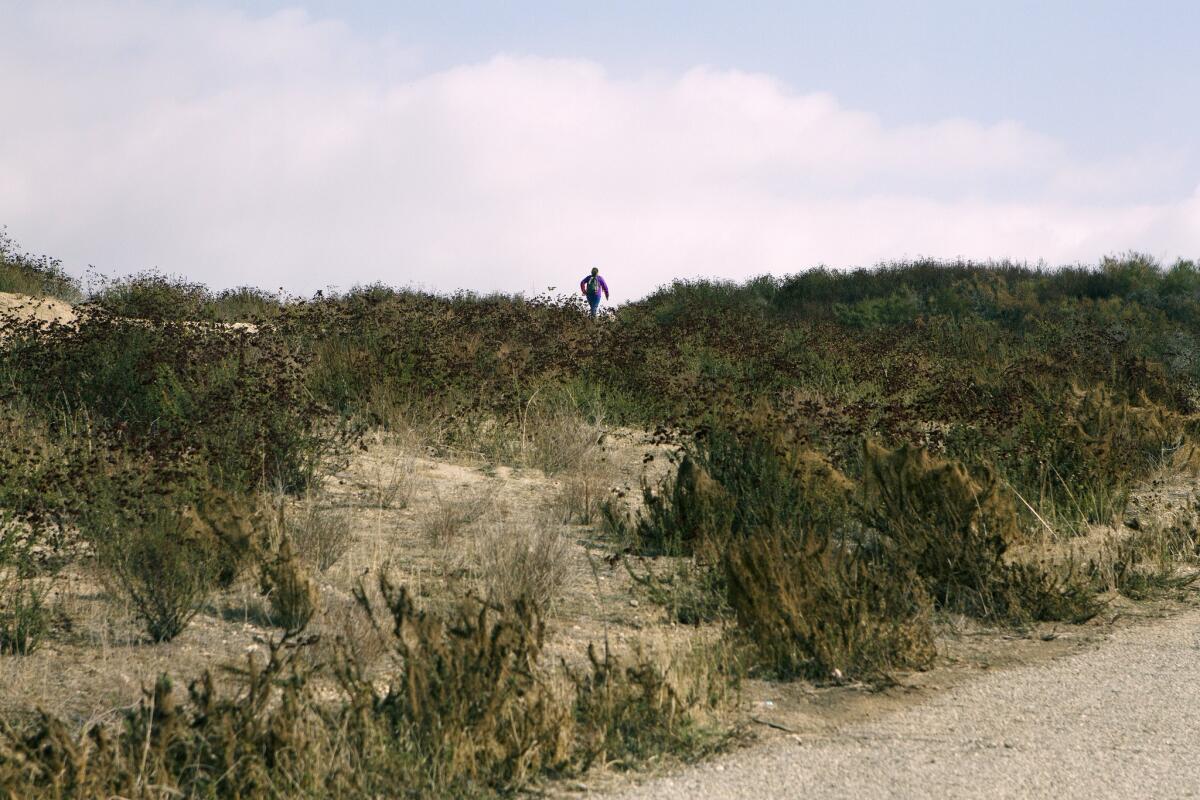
[277,494,353,572]
[363,451,418,510]
[522,391,606,476]
[258,536,318,635]
[421,489,492,547]
[472,513,573,612]
[1088,519,1200,600]
[552,446,619,526]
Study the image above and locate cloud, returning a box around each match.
[1,2,1198,301]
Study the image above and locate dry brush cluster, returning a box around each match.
[0,578,726,798]
[611,422,1198,682]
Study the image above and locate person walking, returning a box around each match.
[580,267,610,318]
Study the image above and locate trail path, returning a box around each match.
[612,604,1200,799]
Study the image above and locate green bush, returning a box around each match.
[87,270,215,321]
[0,578,52,655]
[0,512,54,655]
[92,503,228,642]
[86,270,285,323]
[86,488,259,642]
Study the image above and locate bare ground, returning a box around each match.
[606,596,1200,799]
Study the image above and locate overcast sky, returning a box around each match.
[2,1,1199,300]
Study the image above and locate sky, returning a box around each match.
[2,1,1199,301]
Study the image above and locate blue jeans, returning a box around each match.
[587,294,601,317]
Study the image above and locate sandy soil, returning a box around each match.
[0,291,76,326]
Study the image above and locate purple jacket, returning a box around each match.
[580,274,610,299]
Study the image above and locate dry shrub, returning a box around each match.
[611,455,735,557]
[625,557,729,625]
[186,489,260,588]
[278,494,352,572]
[569,643,722,771]
[0,580,729,798]
[1005,559,1103,622]
[863,441,1099,623]
[472,516,571,612]
[1170,439,1200,473]
[354,579,724,785]
[1070,385,1184,478]
[862,441,1022,614]
[692,425,859,547]
[1012,384,1188,526]
[725,532,936,681]
[1093,522,1200,600]
[316,593,388,667]
[614,428,936,679]
[421,490,491,546]
[366,452,417,509]
[259,536,318,635]
[0,643,336,798]
[608,454,736,623]
[522,390,604,475]
[88,488,260,643]
[351,580,572,793]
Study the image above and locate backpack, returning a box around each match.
[586,275,599,296]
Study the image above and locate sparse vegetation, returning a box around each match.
[258,535,318,634]
[0,581,51,656]
[364,451,418,510]
[0,228,81,302]
[421,490,491,546]
[0,514,54,655]
[472,514,572,611]
[278,494,353,572]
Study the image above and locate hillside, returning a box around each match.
[2,250,1200,796]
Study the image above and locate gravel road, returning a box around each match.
[611,607,1200,799]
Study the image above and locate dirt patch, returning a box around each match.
[0,291,76,327]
